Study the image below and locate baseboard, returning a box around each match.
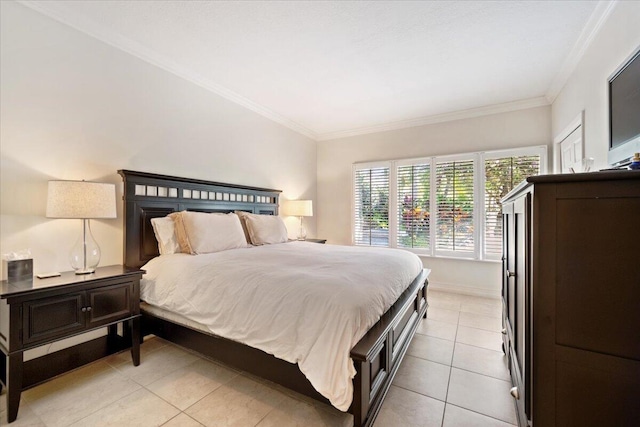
[428,281,500,299]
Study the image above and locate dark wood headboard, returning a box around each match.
[119,170,281,268]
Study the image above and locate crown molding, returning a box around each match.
[17,1,587,144]
[545,0,617,103]
[316,97,550,141]
[18,1,319,141]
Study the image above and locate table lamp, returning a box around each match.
[284,200,313,240]
[46,180,116,274]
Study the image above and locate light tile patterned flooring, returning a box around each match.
[1,290,517,427]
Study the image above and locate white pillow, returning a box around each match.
[244,214,289,245]
[150,216,180,255]
[170,211,248,254]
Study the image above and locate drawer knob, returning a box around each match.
[81,307,87,312]
[86,306,92,312]
[501,328,507,335]
[510,386,520,400]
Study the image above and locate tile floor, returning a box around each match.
[0,290,517,427]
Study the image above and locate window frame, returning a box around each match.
[432,153,478,259]
[395,157,433,255]
[480,146,548,260]
[353,146,547,261]
[352,161,392,246]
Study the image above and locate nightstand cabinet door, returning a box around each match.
[86,282,134,328]
[23,293,85,346]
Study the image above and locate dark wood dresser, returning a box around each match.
[501,170,640,427]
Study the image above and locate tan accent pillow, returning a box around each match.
[168,211,247,254]
[168,212,193,254]
[234,210,253,245]
[244,213,288,245]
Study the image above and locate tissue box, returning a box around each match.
[2,259,33,282]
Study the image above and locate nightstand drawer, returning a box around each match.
[23,293,85,345]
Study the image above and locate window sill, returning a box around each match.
[414,254,501,263]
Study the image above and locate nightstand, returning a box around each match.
[305,239,327,244]
[0,265,143,423]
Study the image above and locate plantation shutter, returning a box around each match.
[397,163,431,249]
[354,165,390,246]
[484,155,541,257]
[435,159,475,253]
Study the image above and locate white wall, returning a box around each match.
[0,2,317,280]
[552,1,640,170]
[317,106,551,297]
[5,0,634,329]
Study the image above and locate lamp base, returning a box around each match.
[297,216,307,241]
[70,219,101,275]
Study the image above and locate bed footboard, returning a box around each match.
[350,268,429,427]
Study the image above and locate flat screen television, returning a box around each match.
[608,46,640,167]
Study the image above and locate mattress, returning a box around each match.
[141,301,210,334]
[140,241,423,411]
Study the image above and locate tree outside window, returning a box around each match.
[484,156,540,255]
[355,167,389,246]
[397,164,430,248]
[436,160,474,252]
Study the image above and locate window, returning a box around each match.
[353,146,546,260]
[353,163,390,246]
[483,152,541,259]
[435,158,475,254]
[397,163,430,249]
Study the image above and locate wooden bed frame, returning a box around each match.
[119,169,429,427]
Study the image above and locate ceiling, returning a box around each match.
[21,1,613,140]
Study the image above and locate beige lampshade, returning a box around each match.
[284,200,313,217]
[46,180,117,219]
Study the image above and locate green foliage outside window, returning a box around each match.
[436,161,474,251]
[398,164,430,248]
[356,169,389,231]
[485,156,539,241]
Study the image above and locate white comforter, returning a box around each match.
[140,241,423,411]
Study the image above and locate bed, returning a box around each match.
[119,169,429,427]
